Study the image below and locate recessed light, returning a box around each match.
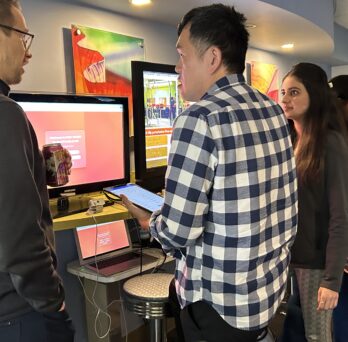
[246,23,256,29]
[281,43,294,49]
[129,0,152,5]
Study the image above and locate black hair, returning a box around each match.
[330,75,348,101]
[177,4,249,74]
[330,75,348,130]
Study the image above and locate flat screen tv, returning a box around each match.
[132,61,191,192]
[9,93,130,199]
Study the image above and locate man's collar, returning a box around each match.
[0,79,10,96]
[203,73,245,99]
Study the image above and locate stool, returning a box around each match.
[257,328,275,342]
[123,273,174,342]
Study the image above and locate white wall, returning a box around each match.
[15,0,178,93]
[16,0,323,95]
[332,65,348,78]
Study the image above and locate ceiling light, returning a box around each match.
[281,43,294,49]
[129,0,152,5]
[246,24,257,29]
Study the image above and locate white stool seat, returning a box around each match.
[123,273,174,342]
[124,273,174,300]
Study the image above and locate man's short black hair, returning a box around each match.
[177,4,249,74]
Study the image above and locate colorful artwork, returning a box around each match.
[71,24,145,118]
[250,61,279,102]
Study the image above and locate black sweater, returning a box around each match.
[291,130,348,292]
[0,80,64,320]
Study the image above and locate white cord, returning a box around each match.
[77,276,127,340]
[77,214,153,340]
[76,215,111,339]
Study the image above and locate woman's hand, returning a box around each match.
[317,287,339,310]
[120,194,151,230]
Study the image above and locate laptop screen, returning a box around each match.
[75,220,132,263]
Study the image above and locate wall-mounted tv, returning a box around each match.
[10,93,130,198]
[132,61,191,192]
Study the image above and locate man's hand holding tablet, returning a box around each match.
[103,183,164,229]
[119,194,151,230]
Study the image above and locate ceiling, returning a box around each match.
[66,0,348,63]
[335,0,348,28]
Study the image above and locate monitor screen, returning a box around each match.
[10,93,130,198]
[132,61,191,192]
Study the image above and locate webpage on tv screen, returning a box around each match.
[19,102,125,187]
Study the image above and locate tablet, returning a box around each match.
[104,183,164,212]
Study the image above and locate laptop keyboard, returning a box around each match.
[91,252,140,269]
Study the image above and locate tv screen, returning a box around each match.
[9,93,130,198]
[132,61,191,192]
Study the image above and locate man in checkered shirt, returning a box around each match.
[122,4,297,342]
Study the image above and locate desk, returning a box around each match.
[51,192,130,232]
[67,249,174,342]
[52,193,174,341]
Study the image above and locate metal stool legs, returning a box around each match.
[149,318,167,342]
[122,273,174,342]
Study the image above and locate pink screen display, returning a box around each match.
[76,220,130,259]
[23,107,125,187]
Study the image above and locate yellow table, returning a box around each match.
[51,192,131,231]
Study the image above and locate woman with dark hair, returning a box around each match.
[280,63,348,342]
[329,74,348,342]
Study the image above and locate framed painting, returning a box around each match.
[249,61,279,102]
[71,24,145,122]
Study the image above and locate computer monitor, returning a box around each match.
[132,61,191,192]
[10,92,130,198]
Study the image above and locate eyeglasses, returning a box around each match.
[0,23,34,51]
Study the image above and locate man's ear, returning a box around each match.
[206,46,223,74]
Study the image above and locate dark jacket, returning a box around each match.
[0,80,64,321]
[291,130,348,292]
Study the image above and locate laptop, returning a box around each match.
[74,219,158,276]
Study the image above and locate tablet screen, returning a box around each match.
[104,184,163,212]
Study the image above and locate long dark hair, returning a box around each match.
[284,63,347,183]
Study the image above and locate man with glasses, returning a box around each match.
[0,23,34,51]
[0,1,74,341]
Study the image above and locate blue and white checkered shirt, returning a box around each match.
[150,74,297,330]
